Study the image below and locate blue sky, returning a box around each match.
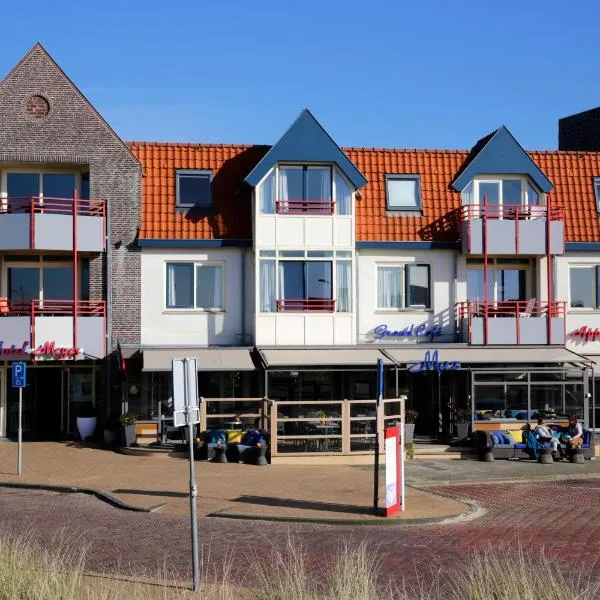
[1,0,598,150]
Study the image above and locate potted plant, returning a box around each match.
[455,407,471,441]
[404,409,418,444]
[75,403,97,442]
[119,411,140,447]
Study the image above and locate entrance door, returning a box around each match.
[61,369,70,435]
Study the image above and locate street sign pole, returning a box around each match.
[173,357,200,593]
[18,387,22,476]
[373,357,384,514]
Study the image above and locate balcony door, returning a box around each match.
[467,260,530,304]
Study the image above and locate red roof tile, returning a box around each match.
[130,142,600,244]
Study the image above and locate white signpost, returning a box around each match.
[172,357,200,593]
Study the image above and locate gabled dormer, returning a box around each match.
[245,109,366,215]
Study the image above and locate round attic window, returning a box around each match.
[26,95,50,118]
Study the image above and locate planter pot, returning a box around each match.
[77,417,97,442]
[122,424,136,447]
[103,429,117,447]
[404,423,415,444]
[456,423,470,441]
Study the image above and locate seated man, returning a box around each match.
[561,415,584,451]
[534,417,559,455]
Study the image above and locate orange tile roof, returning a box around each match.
[130,142,600,243]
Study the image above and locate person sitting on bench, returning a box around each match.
[561,415,584,451]
[535,417,559,456]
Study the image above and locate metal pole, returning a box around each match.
[374,358,383,515]
[18,387,22,476]
[184,358,200,593]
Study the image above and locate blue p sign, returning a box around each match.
[12,362,26,388]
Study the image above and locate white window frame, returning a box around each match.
[175,169,213,208]
[375,262,432,311]
[256,164,354,216]
[569,264,600,311]
[385,174,422,211]
[594,177,600,215]
[464,176,542,209]
[466,259,531,303]
[164,260,225,312]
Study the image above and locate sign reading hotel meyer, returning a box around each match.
[0,340,82,360]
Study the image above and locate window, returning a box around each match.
[594,178,600,214]
[467,259,529,303]
[260,251,352,312]
[165,262,223,310]
[176,170,212,208]
[5,171,82,212]
[462,177,540,208]
[569,265,600,309]
[257,165,351,214]
[376,264,431,309]
[385,175,421,211]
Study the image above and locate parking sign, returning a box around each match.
[12,362,26,388]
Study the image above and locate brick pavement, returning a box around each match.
[0,442,467,522]
[0,479,599,588]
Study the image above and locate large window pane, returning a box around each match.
[335,171,352,215]
[7,173,39,198]
[43,174,76,199]
[279,167,303,201]
[279,261,304,300]
[474,384,528,421]
[8,268,39,300]
[259,260,276,312]
[479,182,500,205]
[336,260,351,312]
[305,167,331,201]
[499,270,526,301]
[386,177,420,210]
[526,183,538,206]
[306,261,332,301]
[377,266,402,308]
[177,173,211,207]
[503,179,522,206]
[530,385,567,419]
[565,383,584,419]
[258,169,276,214]
[196,265,222,309]
[406,264,430,307]
[570,267,595,308]
[43,267,74,300]
[166,264,193,308]
[467,269,487,301]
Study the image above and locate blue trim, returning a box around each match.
[244,109,367,189]
[138,239,252,248]
[356,241,460,249]
[452,126,553,193]
[566,243,600,251]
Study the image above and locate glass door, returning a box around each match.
[61,369,70,434]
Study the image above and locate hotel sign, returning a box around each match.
[407,350,460,373]
[371,323,442,342]
[0,340,82,360]
[571,326,600,342]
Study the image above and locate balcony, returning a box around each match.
[275,199,335,214]
[0,299,106,359]
[457,300,566,345]
[276,298,336,312]
[457,204,564,255]
[0,196,106,252]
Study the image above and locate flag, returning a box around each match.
[116,341,128,383]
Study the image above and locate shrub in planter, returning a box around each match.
[404,409,418,444]
[119,411,140,447]
[454,407,471,441]
[75,403,97,441]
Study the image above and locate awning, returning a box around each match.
[258,347,393,368]
[382,345,591,366]
[143,347,255,371]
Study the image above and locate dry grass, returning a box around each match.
[0,529,599,599]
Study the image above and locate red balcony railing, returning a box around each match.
[275,200,335,215]
[0,299,106,317]
[457,204,563,222]
[0,196,106,217]
[276,299,336,312]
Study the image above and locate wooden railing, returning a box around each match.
[199,397,268,432]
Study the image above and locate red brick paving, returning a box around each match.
[0,479,599,587]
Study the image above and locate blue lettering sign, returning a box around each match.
[408,350,460,373]
[372,323,442,341]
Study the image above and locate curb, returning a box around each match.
[0,481,167,513]
[411,472,600,489]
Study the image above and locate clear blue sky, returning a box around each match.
[1,0,598,150]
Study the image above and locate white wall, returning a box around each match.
[141,248,246,346]
[357,249,458,344]
[556,253,600,355]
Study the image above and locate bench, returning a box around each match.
[195,429,270,465]
[473,427,594,461]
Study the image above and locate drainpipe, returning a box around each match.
[105,197,112,420]
[241,249,246,345]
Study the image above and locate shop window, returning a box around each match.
[165,262,223,310]
[570,265,600,308]
[377,264,430,309]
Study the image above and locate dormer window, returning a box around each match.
[461,177,540,208]
[257,165,352,215]
[176,169,212,209]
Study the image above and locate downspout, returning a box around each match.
[241,248,246,344]
[105,198,112,420]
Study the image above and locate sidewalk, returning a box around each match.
[0,442,467,523]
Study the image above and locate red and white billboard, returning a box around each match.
[384,425,404,516]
